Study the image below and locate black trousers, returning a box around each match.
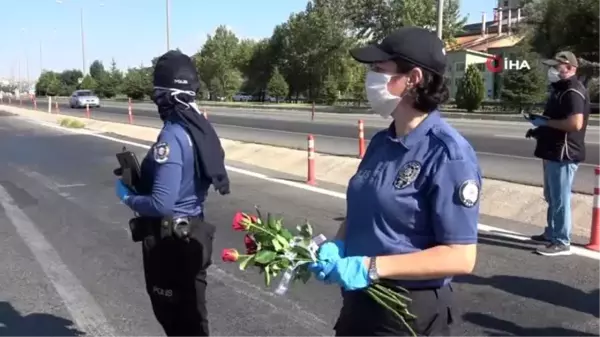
[141,217,216,336]
[334,285,454,336]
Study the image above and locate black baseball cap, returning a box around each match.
[542,51,579,67]
[350,26,447,75]
[153,50,201,92]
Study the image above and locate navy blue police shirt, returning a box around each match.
[124,120,210,217]
[344,110,481,289]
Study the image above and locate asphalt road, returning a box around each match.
[8,98,600,194]
[0,111,599,336]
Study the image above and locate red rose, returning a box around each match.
[244,234,258,254]
[249,215,258,223]
[221,248,239,262]
[232,212,247,231]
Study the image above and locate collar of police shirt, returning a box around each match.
[384,110,442,149]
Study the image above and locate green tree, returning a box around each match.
[344,0,466,44]
[79,75,97,91]
[121,68,147,100]
[59,69,83,95]
[89,60,106,81]
[272,1,356,101]
[501,48,547,108]
[348,62,367,104]
[267,67,289,101]
[35,71,58,96]
[103,59,123,98]
[455,64,485,112]
[195,25,243,100]
[521,0,599,91]
[321,73,339,105]
[46,75,63,97]
[243,38,274,98]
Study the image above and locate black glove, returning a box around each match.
[525,128,539,139]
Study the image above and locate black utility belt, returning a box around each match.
[128,216,201,242]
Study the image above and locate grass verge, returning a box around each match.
[58,118,86,129]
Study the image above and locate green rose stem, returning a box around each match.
[373,284,413,304]
[369,285,409,309]
[365,288,417,337]
[243,221,277,237]
[371,285,417,319]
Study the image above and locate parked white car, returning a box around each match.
[232,93,252,102]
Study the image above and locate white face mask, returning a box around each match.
[365,71,403,118]
[547,68,561,83]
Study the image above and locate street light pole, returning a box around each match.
[436,0,444,39]
[39,41,43,73]
[166,0,171,51]
[26,50,29,87]
[80,7,87,75]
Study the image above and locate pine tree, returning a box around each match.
[455,64,485,112]
[501,47,548,110]
[267,67,289,102]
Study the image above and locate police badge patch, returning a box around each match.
[393,161,422,189]
[153,142,170,163]
[458,180,479,207]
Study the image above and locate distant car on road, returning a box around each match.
[69,90,100,108]
[232,93,252,102]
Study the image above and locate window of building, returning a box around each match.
[503,0,509,7]
[475,63,486,72]
[455,62,465,72]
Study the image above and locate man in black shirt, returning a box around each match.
[525,51,590,256]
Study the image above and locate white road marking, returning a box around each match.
[0,184,116,336]
[27,118,600,261]
[14,166,76,200]
[207,267,330,334]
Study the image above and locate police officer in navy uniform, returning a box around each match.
[115,50,230,336]
[309,27,481,336]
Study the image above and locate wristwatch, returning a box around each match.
[368,256,379,283]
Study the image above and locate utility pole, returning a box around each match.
[80,7,86,75]
[436,0,444,39]
[39,41,43,73]
[166,0,171,51]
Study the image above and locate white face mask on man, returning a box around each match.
[547,67,561,83]
[365,71,410,118]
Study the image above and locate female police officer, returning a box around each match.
[310,27,481,336]
[115,50,230,336]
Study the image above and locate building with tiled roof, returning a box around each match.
[446,0,529,99]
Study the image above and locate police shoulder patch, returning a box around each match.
[153,142,170,163]
[458,180,479,208]
[393,161,422,189]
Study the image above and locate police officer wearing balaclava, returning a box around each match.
[309,27,481,336]
[115,50,230,336]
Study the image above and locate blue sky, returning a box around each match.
[0,0,497,80]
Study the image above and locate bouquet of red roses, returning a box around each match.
[221,207,417,336]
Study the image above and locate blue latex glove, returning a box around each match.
[527,115,548,127]
[308,240,345,281]
[324,256,370,291]
[115,179,132,202]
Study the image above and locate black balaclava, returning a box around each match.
[151,50,230,196]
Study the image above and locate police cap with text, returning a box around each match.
[153,50,201,92]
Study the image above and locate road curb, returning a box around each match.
[18,100,600,126]
[0,104,594,238]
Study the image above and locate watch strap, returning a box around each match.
[368,256,379,282]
